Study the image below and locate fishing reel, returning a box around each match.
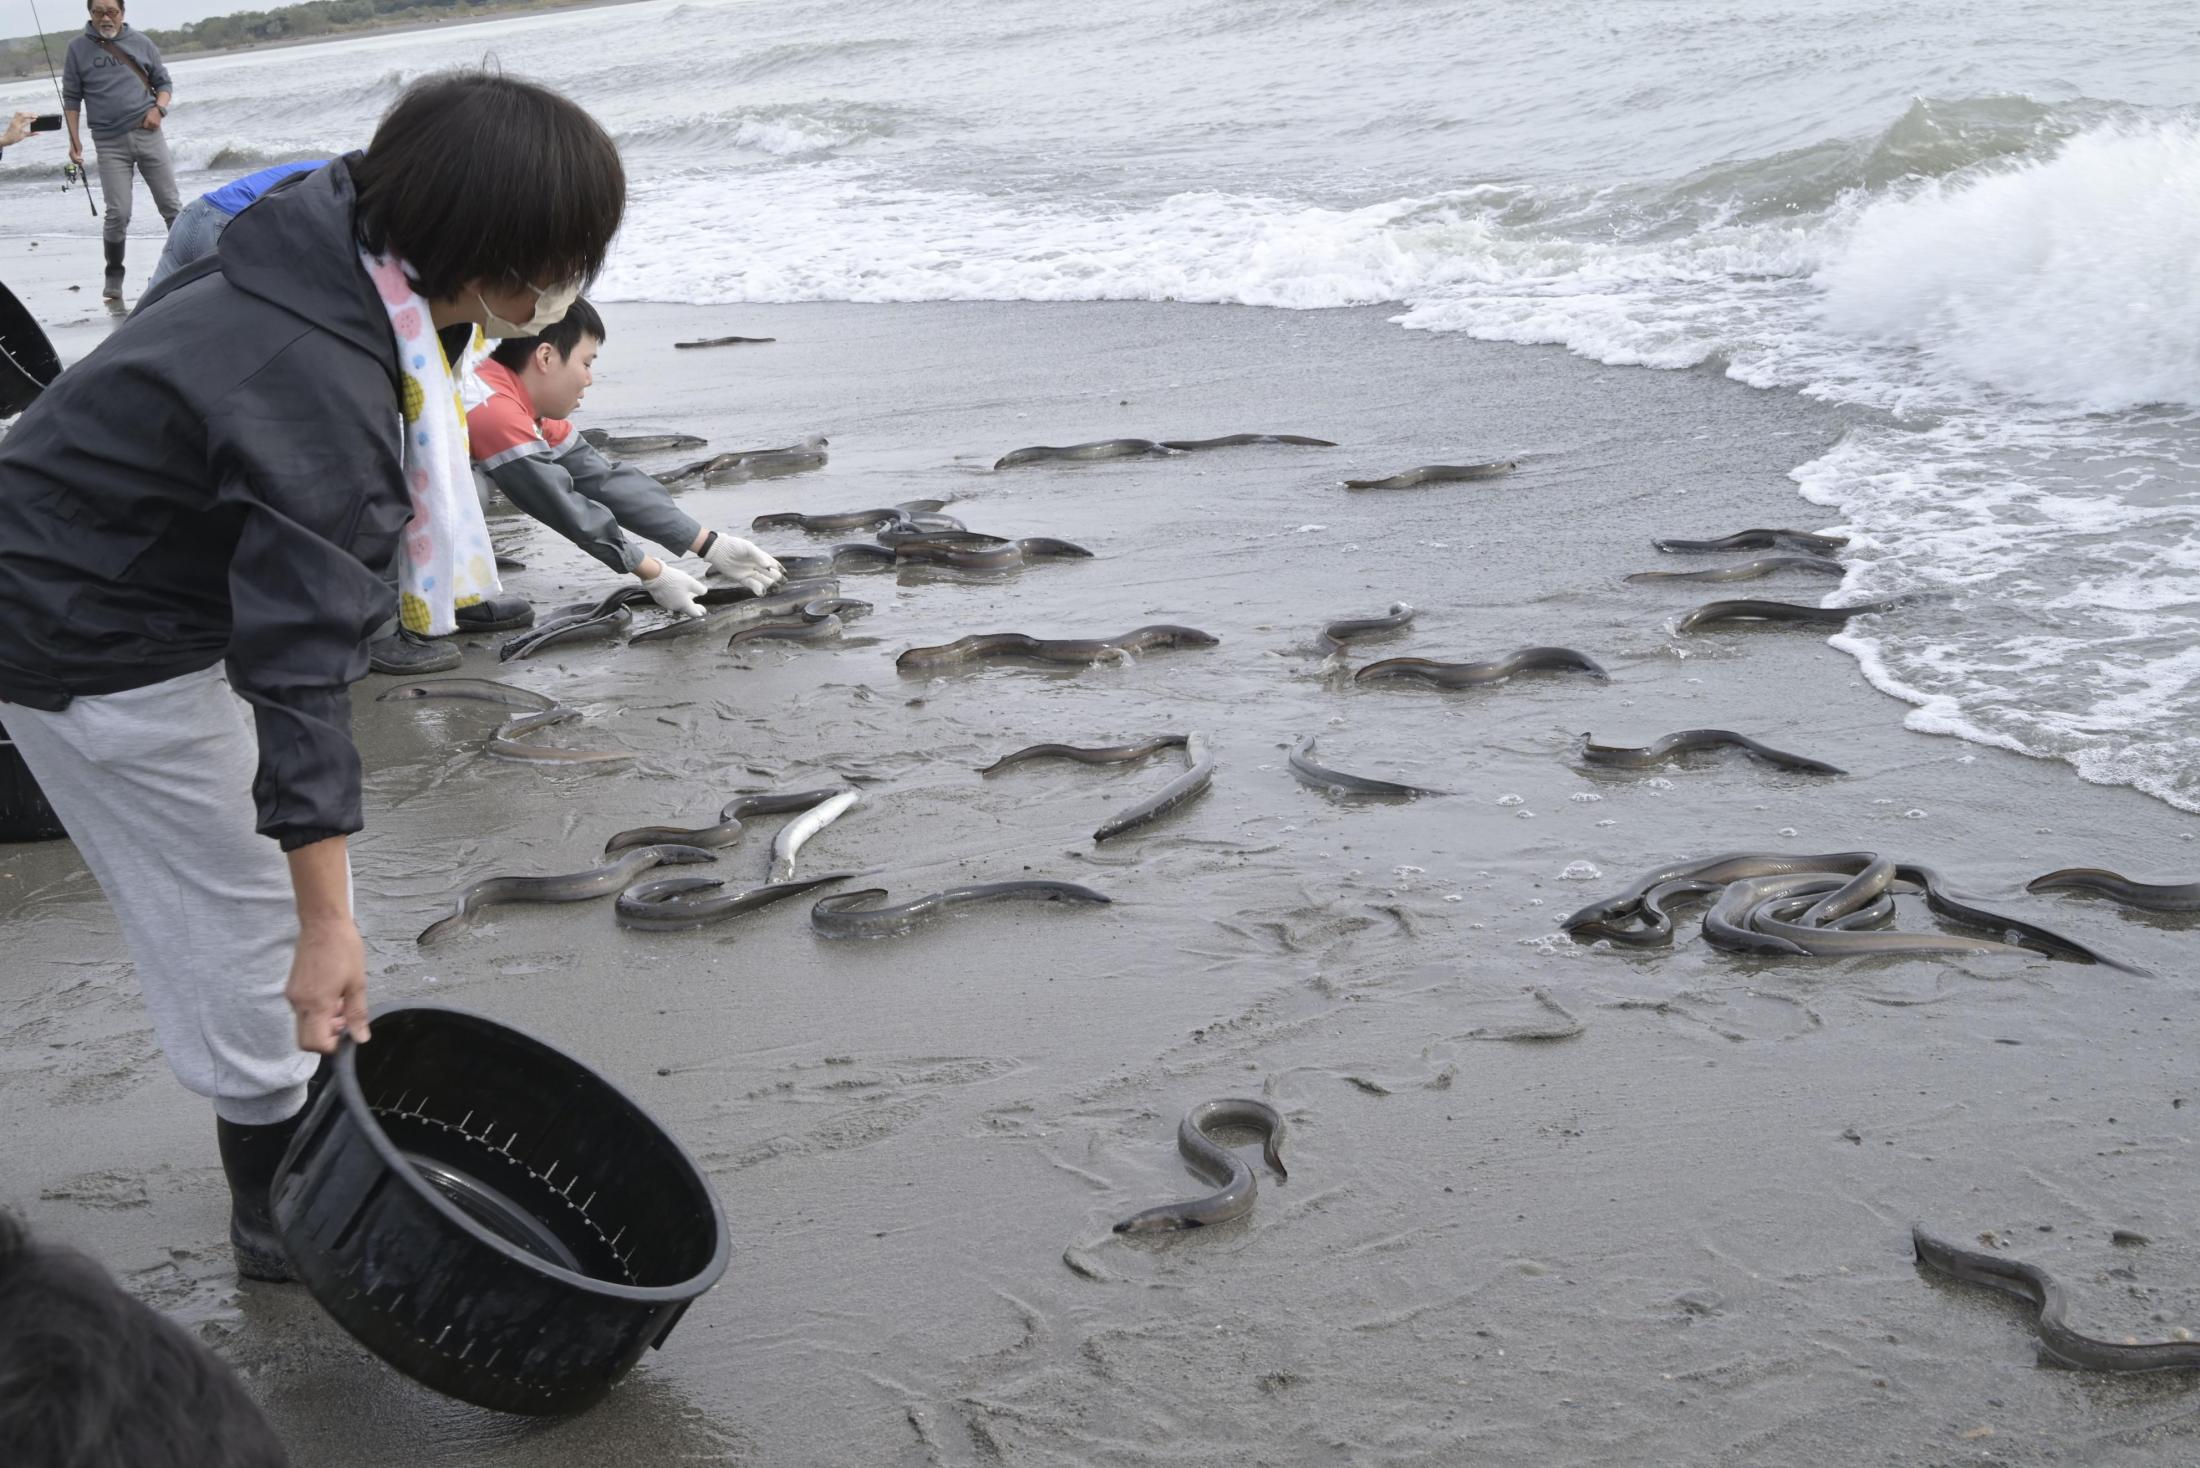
[60,160,96,215]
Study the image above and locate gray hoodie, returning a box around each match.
[61,23,171,140]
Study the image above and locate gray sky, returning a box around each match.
[2,0,247,46]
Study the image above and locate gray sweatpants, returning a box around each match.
[93,126,181,246]
[1,665,323,1124]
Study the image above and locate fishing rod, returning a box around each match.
[25,0,97,216]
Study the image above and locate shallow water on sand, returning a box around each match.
[11,300,2198,1465]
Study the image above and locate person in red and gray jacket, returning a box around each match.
[468,296,784,604]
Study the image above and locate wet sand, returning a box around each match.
[5,271,2200,1465]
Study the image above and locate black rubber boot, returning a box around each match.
[101,239,125,301]
[217,1112,307,1283]
[453,594,535,634]
[367,629,462,675]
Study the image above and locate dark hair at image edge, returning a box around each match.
[0,1210,293,1466]
[489,295,607,370]
[353,71,625,303]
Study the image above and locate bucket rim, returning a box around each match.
[328,1001,730,1305]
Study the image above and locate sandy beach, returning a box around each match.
[4,233,2199,1465]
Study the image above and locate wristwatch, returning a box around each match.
[154,103,167,116]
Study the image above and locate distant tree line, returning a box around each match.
[0,0,613,77]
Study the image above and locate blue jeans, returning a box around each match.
[146,196,232,290]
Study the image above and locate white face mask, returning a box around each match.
[476,276,581,339]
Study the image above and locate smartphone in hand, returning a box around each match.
[30,114,61,133]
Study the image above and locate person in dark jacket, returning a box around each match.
[0,71,624,1284]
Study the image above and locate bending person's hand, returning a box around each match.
[640,559,709,617]
[696,531,786,594]
[288,916,369,1054]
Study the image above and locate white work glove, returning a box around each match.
[640,561,710,618]
[696,531,786,595]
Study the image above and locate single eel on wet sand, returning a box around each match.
[1158,434,1336,450]
[751,499,952,533]
[1343,461,1517,489]
[979,735,1189,775]
[1317,602,1415,653]
[1094,732,1215,842]
[1653,528,1849,554]
[1114,1098,1288,1233]
[2025,868,2200,913]
[893,537,1094,572]
[673,335,775,348]
[1289,734,1443,798]
[1672,598,1902,633]
[1580,729,1845,775]
[579,430,707,455]
[897,625,1219,671]
[614,871,855,932]
[1913,1225,2200,1372]
[417,845,718,944]
[727,614,845,648]
[769,788,859,881]
[374,677,627,764]
[1624,555,1848,583]
[1354,646,1608,688]
[663,436,828,484]
[811,880,1111,939]
[772,543,897,578]
[993,439,1174,469]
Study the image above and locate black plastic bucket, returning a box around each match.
[272,1005,729,1416]
[0,280,61,417]
[0,719,66,842]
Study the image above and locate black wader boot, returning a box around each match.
[216,1111,307,1282]
[101,239,125,301]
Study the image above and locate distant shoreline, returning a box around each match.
[174,0,654,65]
[0,0,653,77]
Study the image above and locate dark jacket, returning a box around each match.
[0,156,408,850]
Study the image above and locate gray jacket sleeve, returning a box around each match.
[558,441,705,558]
[483,446,648,575]
[61,41,83,109]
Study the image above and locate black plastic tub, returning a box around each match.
[0,720,66,842]
[0,280,60,417]
[272,1006,729,1416]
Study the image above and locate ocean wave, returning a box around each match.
[598,172,1533,308]
[1816,121,2200,411]
[612,102,910,160]
[1800,415,2200,814]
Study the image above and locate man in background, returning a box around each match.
[62,0,177,301]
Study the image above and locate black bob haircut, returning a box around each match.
[0,1211,292,1467]
[352,71,625,303]
[488,294,607,370]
